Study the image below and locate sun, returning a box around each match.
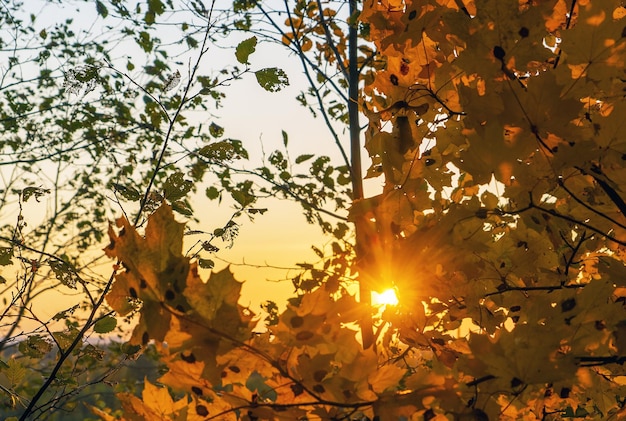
[372,288,399,306]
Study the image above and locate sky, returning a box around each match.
[0,0,375,323]
[203,41,355,307]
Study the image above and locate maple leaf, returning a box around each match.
[141,379,188,417]
[560,1,626,88]
[183,266,245,325]
[368,363,406,393]
[105,204,191,344]
[115,379,188,420]
[89,2,626,420]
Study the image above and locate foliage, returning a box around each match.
[100,0,626,420]
[357,0,626,418]
[0,0,354,418]
[4,0,626,420]
[0,0,338,418]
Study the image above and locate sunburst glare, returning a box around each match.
[371,288,399,306]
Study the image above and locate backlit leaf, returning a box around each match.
[94,316,117,334]
[48,259,78,289]
[163,172,192,202]
[255,67,289,92]
[95,0,108,17]
[5,359,25,387]
[0,247,13,266]
[235,36,257,64]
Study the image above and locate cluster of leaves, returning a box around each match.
[7,0,626,420]
[0,0,359,418]
[0,0,310,417]
[96,204,440,420]
[357,0,626,418]
[201,0,378,238]
[102,0,626,420]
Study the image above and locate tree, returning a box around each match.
[5,0,626,420]
[0,0,304,418]
[232,0,379,347]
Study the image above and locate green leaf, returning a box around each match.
[163,172,193,201]
[148,0,165,15]
[232,189,254,207]
[209,122,224,138]
[255,67,289,92]
[5,359,25,387]
[295,154,314,164]
[137,31,153,52]
[185,35,198,48]
[171,200,193,216]
[0,247,13,266]
[311,246,324,258]
[18,335,52,358]
[199,258,214,269]
[48,260,78,289]
[82,344,105,360]
[121,342,142,356]
[94,316,117,334]
[236,36,257,64]
[248,208,267,215]
[52,304,79,321]
[199,141,236,161]
[53,329,79,352]
[233,0,256,12]
[205,186,220,200]
[96,0,108,18]
[282,130,288,147]
[112,183,141,201]
[22,186,50,202]
[333,223,349,239]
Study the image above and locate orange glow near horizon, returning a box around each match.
[372,288,399,307]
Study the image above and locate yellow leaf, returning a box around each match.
[87,405,122,421]
[301,36,312,52]
[142,378,188,417]
[368,363,406,393]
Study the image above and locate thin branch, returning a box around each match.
[558,177,626,231]
[484,282,585,297]
[316,0,349,80]
[553,0,577,69]
[191,157,349,221]
[134,4,216,224]
[574,165,626,217]
[20,4,220,418]
[257,2,352,172]
[577,356,626,366]
[503,198,626,248]
[166,305,377,414]
[19,269,117,420]
[561,230,587,279]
